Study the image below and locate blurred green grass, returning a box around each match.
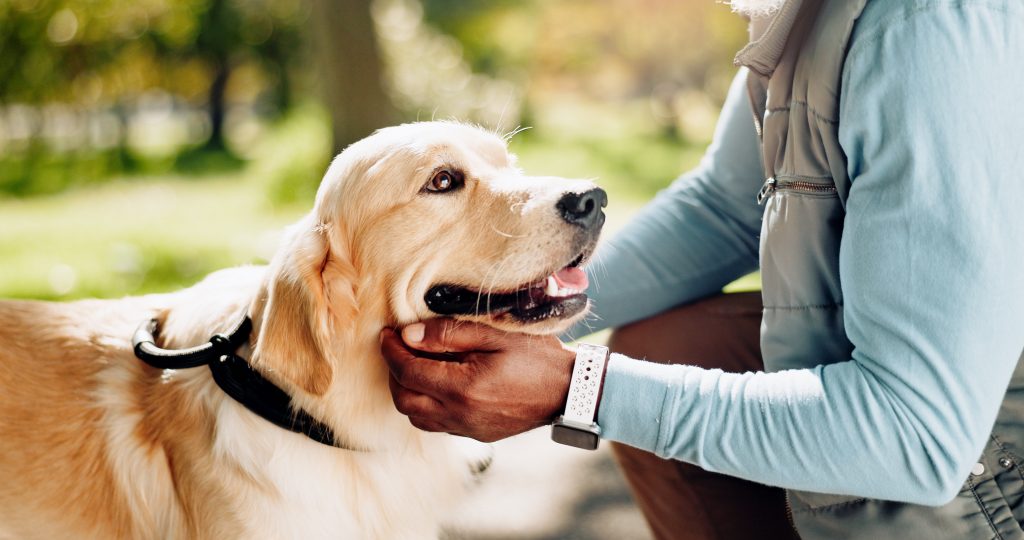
[0,176,299,300]
[0,107,759,301]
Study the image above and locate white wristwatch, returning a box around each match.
[551,343,609,450]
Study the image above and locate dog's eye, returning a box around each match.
[425,169,464,193]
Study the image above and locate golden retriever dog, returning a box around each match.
[0,121,606,539]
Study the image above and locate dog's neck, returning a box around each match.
[246,277,423,452]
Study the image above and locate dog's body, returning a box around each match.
[0,269,479,539]
[0,122,604,539]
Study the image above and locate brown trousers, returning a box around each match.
[607,292,800,540]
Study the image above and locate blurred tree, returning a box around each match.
[417,0,746,142]
[0,0,308,192]
[173,0,306,154]
[193,0,239,152]
[0,0,746,198]
[310,0,396,155]
[419,0,532,76]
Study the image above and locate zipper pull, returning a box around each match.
[757,177,776,205]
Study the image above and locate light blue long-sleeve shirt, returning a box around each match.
[569,0,1024,505]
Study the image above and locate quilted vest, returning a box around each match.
[738,0,1024,537]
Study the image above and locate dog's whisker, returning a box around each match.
[487,254,516,316]
[480,255,512,317]
[474,256,506,318]
[502,125,532,142]
[591,257,608,293]
[494,92,516,135]
[473,262,496,318]
[488,224,528,239]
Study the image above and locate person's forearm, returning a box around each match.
[598,353,1019,505]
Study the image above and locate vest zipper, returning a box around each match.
[784,495,800,536]
[757,177,838,205]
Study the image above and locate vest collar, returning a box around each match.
[734,0,814,77]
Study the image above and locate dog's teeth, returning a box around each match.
[545,276,558,296]
[542,277,583,298]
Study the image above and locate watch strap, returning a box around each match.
[562,343,609,425]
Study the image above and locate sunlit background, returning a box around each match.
[1,1,753,538]
[0,0,750,300]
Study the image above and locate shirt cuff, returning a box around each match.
[597,353,680,453]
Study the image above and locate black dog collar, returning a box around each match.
[132,316,355,450]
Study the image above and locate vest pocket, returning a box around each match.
[757,175,844,308]
[758,176,839,205]
[758,174,852,372]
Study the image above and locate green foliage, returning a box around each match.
[0,0,308,196]
[0,145,115,196]
[254,103,333,209]
[421,0,747,102]
[173,145,246,175]
[420,0,536,76]
[511,133,704,201]
[1,0,748,198]
[0,0,304,105]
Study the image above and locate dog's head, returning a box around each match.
[252,122,604,394]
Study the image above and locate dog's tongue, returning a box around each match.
[552,267,588,290]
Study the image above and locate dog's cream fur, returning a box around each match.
[0,122,599,539]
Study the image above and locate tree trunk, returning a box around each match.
[206,58,230,151]
[310,0,397,155]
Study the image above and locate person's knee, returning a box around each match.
[607,304,707,361]
[607,292,762,370]
[607,316,670,359]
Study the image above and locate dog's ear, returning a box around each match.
[251,216,340,396]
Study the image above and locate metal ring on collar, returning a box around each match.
[132,316,252,370]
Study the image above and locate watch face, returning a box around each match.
[551,424,600,450]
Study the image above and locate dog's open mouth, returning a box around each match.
[425,252,590,323]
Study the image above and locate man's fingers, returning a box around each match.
[401,318,504,354]
[407,416,460,434]
[387,373,468,437]
[380,328,459,398]
[388,375,445,417]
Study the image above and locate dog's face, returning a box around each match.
[252,122,605,396]
[316,122,605,335]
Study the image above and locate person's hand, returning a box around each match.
[379,319,576,442]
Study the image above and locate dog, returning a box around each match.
[0,121,606,539]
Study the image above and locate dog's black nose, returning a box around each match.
[557,188,607,229]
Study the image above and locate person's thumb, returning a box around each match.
[401,318,504,354]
